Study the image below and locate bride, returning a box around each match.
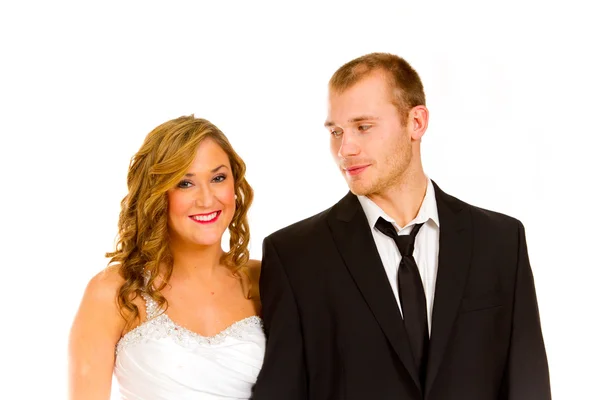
[68,115,264,399]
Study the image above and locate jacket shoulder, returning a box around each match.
[447,191,523,233]
[266,206,333,246]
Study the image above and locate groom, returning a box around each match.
[252,53,551,399]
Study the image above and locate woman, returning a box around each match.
[69,115,264,399]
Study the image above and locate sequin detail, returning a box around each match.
[143,293,163,320]
[115,293,263,355]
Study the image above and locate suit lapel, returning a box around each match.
[327,192,422,391]
[424,182,473,398]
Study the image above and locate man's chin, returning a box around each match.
[346,182,372,197]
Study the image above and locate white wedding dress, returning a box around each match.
[114,292,265,399]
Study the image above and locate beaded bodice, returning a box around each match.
[116,293,263,353]
[114,292,265,400]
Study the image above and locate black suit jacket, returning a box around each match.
[252,183,551,400]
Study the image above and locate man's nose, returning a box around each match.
[338,132,360,158]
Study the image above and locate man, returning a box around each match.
[252,53,551,399]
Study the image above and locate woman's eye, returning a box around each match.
[177,180,193,189]
[213,174,226,183]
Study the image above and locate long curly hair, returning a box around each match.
[106,115,254,329]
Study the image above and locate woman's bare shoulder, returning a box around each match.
[238,259,261,301]
[85,264,125,303]
[244,259,261,283]
[70,265,127,346]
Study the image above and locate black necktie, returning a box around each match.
[375,217,428,384]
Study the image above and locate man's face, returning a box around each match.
[326,72,413,196]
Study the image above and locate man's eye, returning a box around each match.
[330,129,343,137]
[358,125,372,132]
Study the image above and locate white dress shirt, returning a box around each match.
[357,179,440,335]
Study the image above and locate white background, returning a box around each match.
[1,1,598,399]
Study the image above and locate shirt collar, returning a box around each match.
[357,178,440,230]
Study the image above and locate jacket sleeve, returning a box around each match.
[251,236,308,399]
[501,221,552,399]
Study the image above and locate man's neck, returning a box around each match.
[367,173,428,228]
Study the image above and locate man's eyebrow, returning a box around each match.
[324,116,380,127]
[349,115,379,123]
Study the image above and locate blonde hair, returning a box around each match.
[106,115,254,328]
[329,52,426,123]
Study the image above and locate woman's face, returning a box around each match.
[167,138,236,249]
